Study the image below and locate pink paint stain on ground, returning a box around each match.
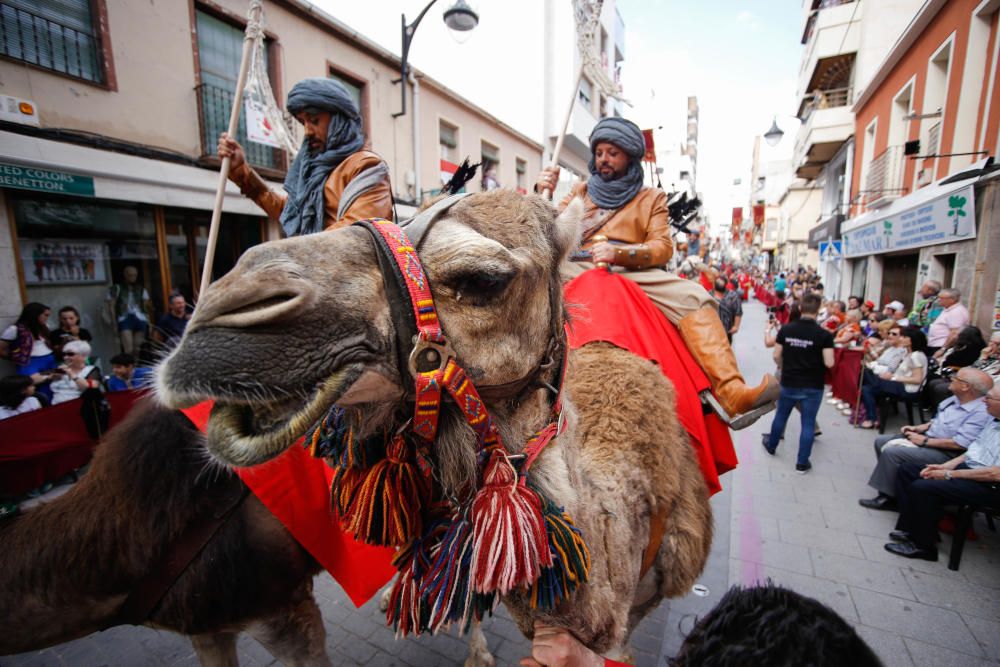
[734,429,765,585]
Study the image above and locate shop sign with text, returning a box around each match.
[842,186,975,258]
[0,163,95,197]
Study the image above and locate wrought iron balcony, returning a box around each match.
[0,2,103,83]
[195,82,278,170]
[800,87,852,121]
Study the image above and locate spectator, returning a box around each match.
[858,367,992,511]
[775,273,787,292]
[885,382,1000,562]
[47,305,93,361]
[908,279,943,330]
[883,300,910,327]
[713,277,743,343]
[761,293,834,473]
[971,331,1000,377]
[0,302,56,392]
[927,288,970,358]
[772,290,791,326]
[859,327,928,429]
[106,353,153,392]
[50,340,101,405]
[153,291,191,350]
[925,326,990,407]
[834,309,863,346]
[847,295,862,311]
[821,300,846,331]
[0,375,43,420]
[865,321,906,371]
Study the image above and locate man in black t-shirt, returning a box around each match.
[763,293,835,473]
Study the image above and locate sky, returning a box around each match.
[313,0,805,234]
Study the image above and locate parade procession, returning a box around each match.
[1,1,999,665]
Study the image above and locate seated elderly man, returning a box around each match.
[886,382,1000,561]
[859,367,993,510]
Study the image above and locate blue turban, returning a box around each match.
[586,117,646,210]
[280,78,366,236]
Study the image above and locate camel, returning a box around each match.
[0,399,332,666]
[157,189,713,660]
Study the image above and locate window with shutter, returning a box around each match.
[439,120,458,162]
[0,0,105,83]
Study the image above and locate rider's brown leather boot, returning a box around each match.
[677,305,780,429]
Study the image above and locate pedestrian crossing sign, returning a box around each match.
[819,240,843,262]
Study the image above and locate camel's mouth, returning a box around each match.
[203,363,367,468]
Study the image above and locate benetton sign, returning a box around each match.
[0,162,95,197]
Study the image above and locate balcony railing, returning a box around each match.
[863,146,906,208]
[196,83,278,170]
[800,87,852,120]
[0,2,103,83]
[926,121,942,156]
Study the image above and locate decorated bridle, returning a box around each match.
[305,196,590,636]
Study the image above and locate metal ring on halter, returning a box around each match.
[408,336,456,376]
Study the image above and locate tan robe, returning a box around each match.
[558,183,714,326]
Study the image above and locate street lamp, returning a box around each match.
[393,0,479,118]
[763,117,784,147]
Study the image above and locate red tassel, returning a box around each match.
[470,449,551,595]
[339,435,430,546]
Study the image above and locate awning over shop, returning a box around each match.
[0,130,271,215]
[808,213,843,249]
[841,160,991,258]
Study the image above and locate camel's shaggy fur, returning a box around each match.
[158,190,714,657]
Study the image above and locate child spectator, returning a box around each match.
[48,306,93,361]
[0,375,42,419]
[106,354,153,392]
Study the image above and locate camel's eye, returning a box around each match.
[446,269,514,304]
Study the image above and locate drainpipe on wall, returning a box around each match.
[410,70,422,207]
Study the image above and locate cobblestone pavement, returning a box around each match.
[5,300,998,665]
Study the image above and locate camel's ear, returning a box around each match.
[553,197,584,262]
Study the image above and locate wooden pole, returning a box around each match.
[541,63,584,200]
[199,1,262,301]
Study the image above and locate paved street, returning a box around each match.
[5,299,998,666]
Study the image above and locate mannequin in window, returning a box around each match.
[105,265,152,357]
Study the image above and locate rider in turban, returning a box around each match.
[219,77,392,236]
[536,117,778,429]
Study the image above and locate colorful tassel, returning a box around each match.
[305,406,385,468]
[421,513,476,632]
[337,435,430,546]
[388,513,449,636]
[529,494,591,609]
[470,449,551,595]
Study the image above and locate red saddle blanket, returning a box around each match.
[564,269,736,495]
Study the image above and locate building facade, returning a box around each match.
[0,0,544,367]
[841,0,1000,333]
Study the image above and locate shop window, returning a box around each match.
[481,141,500,191]
[0,0,110,85]
[12,195,163,368]
[328,67,368,131]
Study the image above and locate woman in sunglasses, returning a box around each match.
[859,327,929,428]
[50,340,102,405]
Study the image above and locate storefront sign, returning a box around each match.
[0,163,94,197]
[842,186,975,258]
[808,214,843,249]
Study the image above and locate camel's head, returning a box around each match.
[157,190,583,467]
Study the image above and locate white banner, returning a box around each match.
[842,185,975,258]
[244,98,281,148]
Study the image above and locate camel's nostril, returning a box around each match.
[191,281,316,331]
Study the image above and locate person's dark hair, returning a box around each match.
[849,295,861,305]
[16,302,50,339]
[714,278,728,293]
[953,325,986,353]
[110,353,136,366]
[58,305,81,322]
[670,584,883,667]
[0,375,34,409]
[800,293,822,315]
[775,289,786,300]
[168,289,185,301]
[899,327,928,353]
[815,282,824,291]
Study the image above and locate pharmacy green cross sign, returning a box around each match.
[0,163,95,197]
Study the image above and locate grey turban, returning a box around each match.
[586,117,646,210]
